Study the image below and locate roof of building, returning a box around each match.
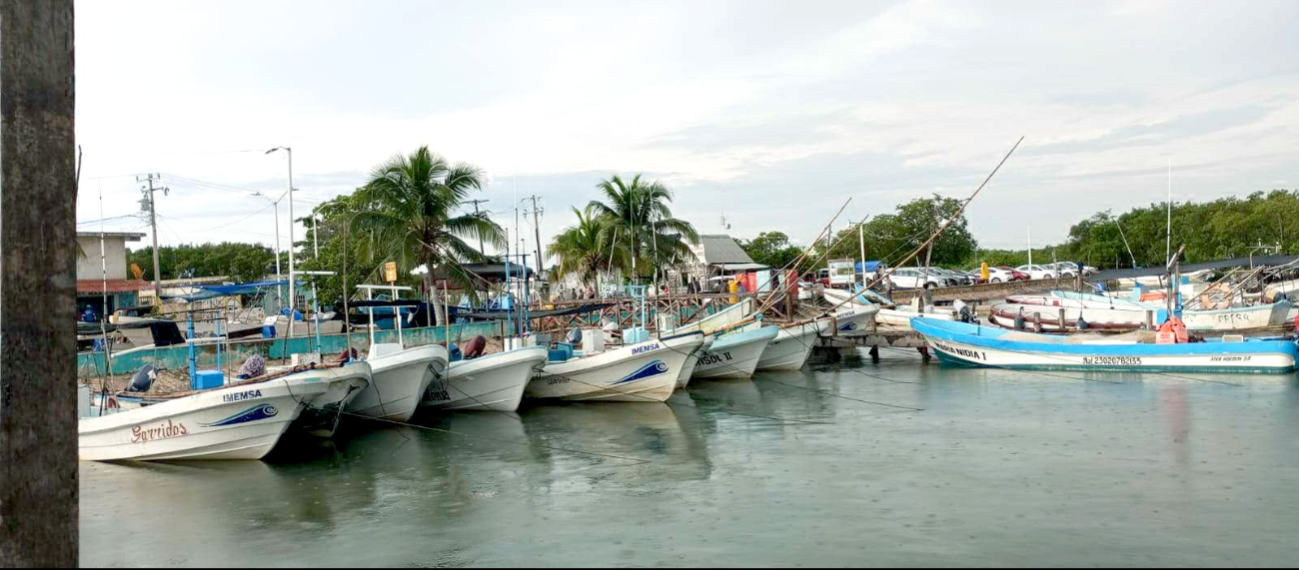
[76,231,146,241]
[76,279,150,294]
[695,234,754,265]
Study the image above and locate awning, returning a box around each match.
[76,279,150,294]
[162,280,295,301]
[714,263,769,272]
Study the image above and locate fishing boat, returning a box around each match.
[79,363,372,461]
[692,324,780,379]
[526,332,706,402]
[828,304,879,336]
[422,345,548,412]
[675,335,714,389]
[347,343,447,422]
[1017,291,1294,332]
[986,302,1145,333]
[912,318,1299,373]
[820,287,953,330]
[755,318,831,371]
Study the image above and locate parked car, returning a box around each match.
[1016,264,1060,280]
[888,267,951,289]
[934,268,974,286]
[1052,261,1097,276]
[996,266,1029,282]
[817,268,831,287]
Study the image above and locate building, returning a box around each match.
[76,231,149,318]
[671,234,767,293]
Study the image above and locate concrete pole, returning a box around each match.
[0,1,79,565]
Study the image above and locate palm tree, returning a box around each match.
[352,146,506,321]
[548,206,630,293]
[587,174,698,281]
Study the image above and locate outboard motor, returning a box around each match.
[127,364,157,393]
[1014,308,1026,331]
[958,305,973,323]
[1076,314,1090,331]
[566,328,583,346]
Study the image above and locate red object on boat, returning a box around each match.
[1140,292,1167,302]
[1157,316,1189,344]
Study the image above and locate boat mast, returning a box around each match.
[1166,158,1172,266]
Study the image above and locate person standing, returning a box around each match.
[980,260,990,284]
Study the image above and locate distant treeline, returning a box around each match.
[740,190,1299,272]
[128,242,280,283]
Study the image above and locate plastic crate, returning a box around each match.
[192,370,224,390]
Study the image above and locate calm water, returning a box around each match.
[81,349,1299,567]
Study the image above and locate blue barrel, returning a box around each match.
[261,325,276,339]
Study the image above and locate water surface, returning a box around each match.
[81,349,1299,567]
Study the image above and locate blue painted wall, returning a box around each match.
[78,322,505,377]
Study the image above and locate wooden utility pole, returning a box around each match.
[137,173,167,303]
[1,1,79,565]
[528,195,544,278]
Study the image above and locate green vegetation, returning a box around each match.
[586,174,698,280]
[128,242,277,283]
[738,232,802,268]
[754,190,1299,273]
[547,206,630,291]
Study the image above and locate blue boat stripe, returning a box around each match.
[613,360,670,385]
[200,404,280,427]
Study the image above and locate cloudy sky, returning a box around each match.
[76,0,1298,261]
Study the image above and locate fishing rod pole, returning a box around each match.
[817,136,1025,318]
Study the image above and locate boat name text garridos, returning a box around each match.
[934,342,986,361]
[631,343,661,355]
[223,389,263,403]
[131,420,189,443]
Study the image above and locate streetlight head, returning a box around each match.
[265,147,280,155]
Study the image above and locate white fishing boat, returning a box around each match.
[1031,291,1294,332]
[755,318,831,371]
[79,364,371,461]
[827,304,879,336]
[347,343,448,422]
[526,332,705,402]
[987,302,1145,333]
[423,345,548,412]
[693,324,779,379]
[675,335,714,389]
[913,318,1299,373]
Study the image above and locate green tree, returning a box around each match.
[815,195,978,269]
[548,206,630,291]
[128,242,276,282]
[740,231,802,268]
[350,146,506,321]
[587,174,698,280]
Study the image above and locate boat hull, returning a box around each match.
[829,305,879,337]
[913,318,1299,373]
[527,333,704,402]
[675,336,713,389]
[693,326,778,379]
[348,344,448,422]
[756,321,825,371]
[424,346,547,412]
[79,376,332,461]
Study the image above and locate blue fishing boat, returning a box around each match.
[911,318,1298,373]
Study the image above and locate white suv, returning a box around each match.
[888,268,950,289]
[1016,264,1058,280]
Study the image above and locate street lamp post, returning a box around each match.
[267,146,295,338]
